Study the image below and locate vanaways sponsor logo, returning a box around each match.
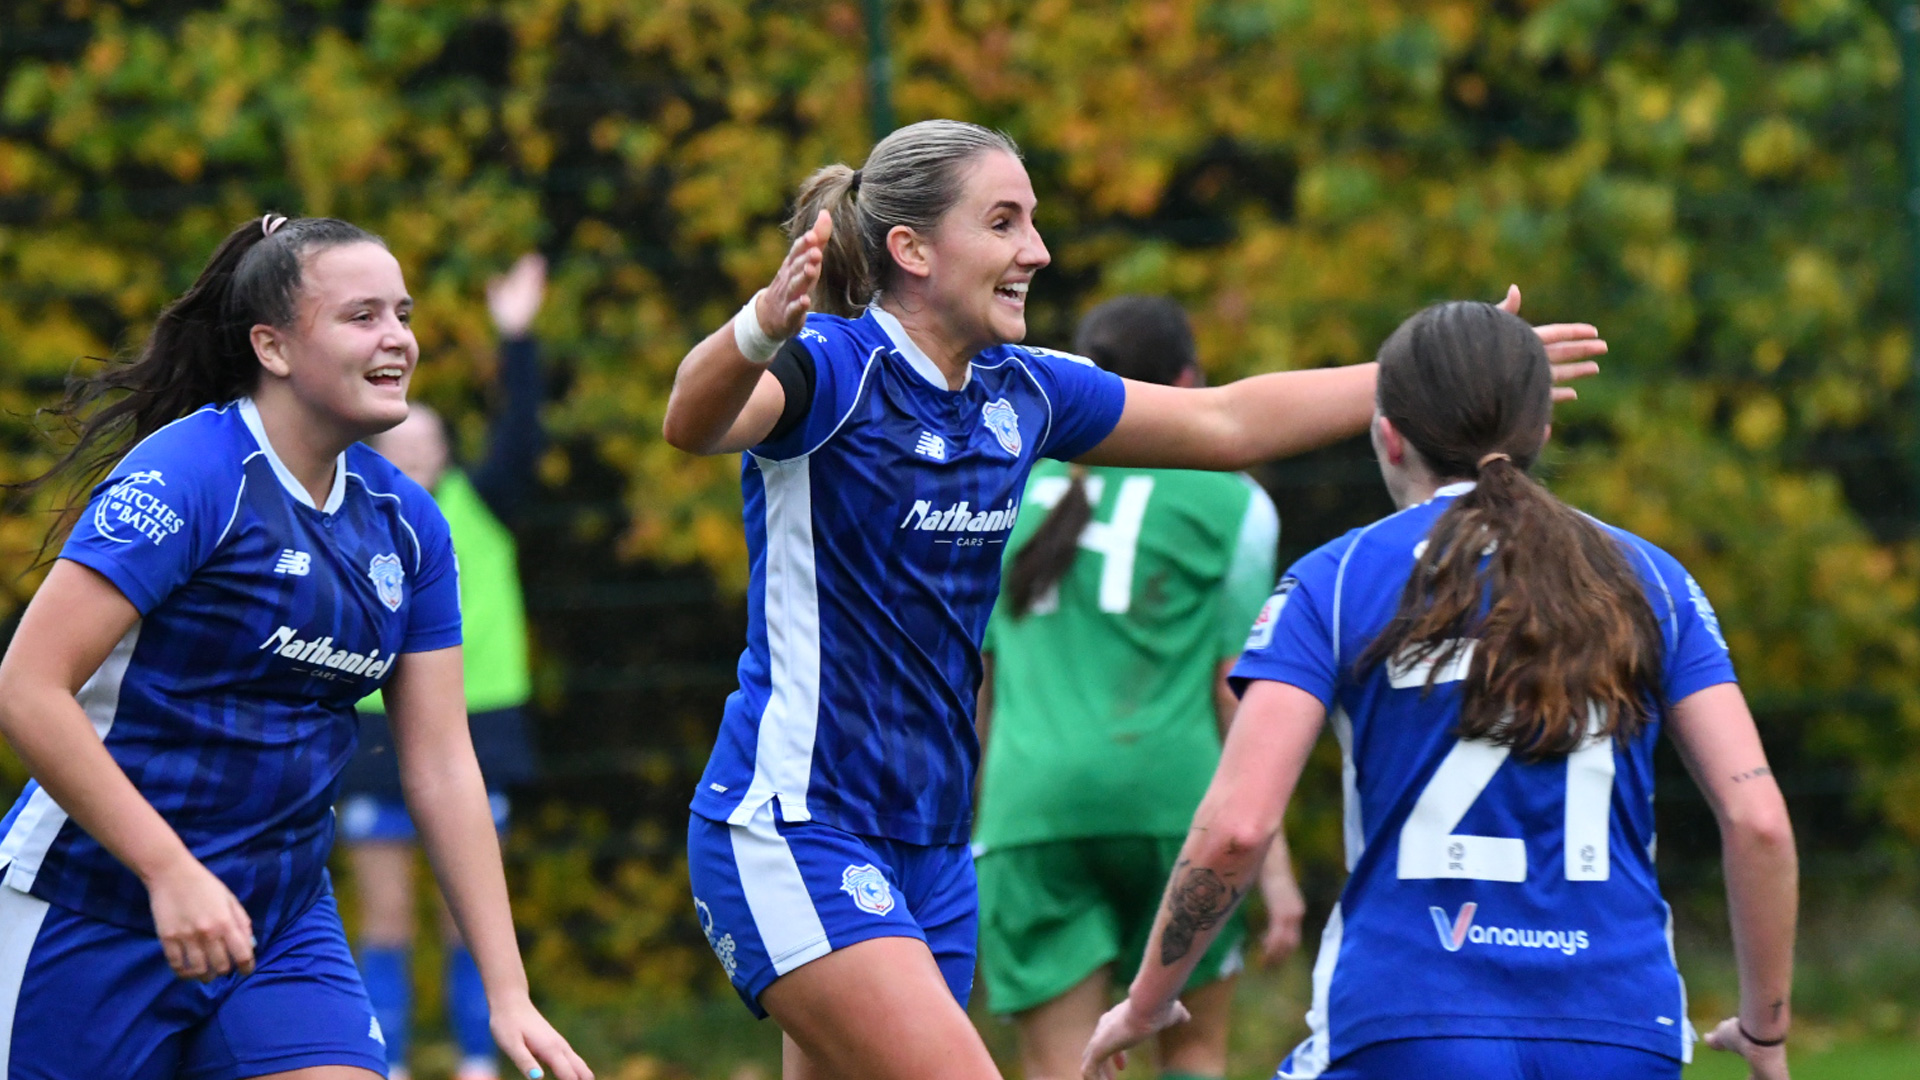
[1428,902,1590,956]
[259,625,392,681]
[899,498,1020,534]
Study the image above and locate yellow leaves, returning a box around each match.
[1740,115,1812,179]
[1733,393,1786,451]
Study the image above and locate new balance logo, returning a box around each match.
[913,432,947,461]
[274,549,312,576]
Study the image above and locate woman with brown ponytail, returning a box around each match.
[663,118,1605,1080]
[0,216,589,1080]
[1083,301,1796,1080]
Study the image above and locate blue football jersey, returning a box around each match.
[1233,482,1736,1073]
[0,399,461,935]
[691,308,1127,844]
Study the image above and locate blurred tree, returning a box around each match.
[2,0,1918,1004]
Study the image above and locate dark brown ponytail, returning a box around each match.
[1004,297,1199,616]
[19,214,385,536]
[1358,301,1664,759]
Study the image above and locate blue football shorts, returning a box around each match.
[687,799,977,1018]
[337,790,510,845]
[0,884,387,1080]
[1307,1035,1683,1080]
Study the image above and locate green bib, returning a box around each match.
[975,462,1278,850]
[359,468,531,714]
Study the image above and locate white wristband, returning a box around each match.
[733,289,787,365]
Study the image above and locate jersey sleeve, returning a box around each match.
[1639,543,1737,702]
[401,493,463,654]
[1218,480,1280,660]
[1230,542,1343,705]
[58,426,239,616]
[752,317,874,461]
[1020,347,1127,461]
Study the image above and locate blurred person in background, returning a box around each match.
[976,296,1306,1080]
[1082,301,1796,1080]
[661,115,1602,1080]
[341,254,547,1080]
[0,216,587,1080]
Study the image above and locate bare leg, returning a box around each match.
[1012,967,1112,1080]
[349,842,417,947]
[760,937,1002,1080]
[1159,975,1235,1078]
[247,1068,384,1080]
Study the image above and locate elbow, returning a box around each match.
[660,409,706,456]
[1195,814,1275,871]
[1724,803,1797,859]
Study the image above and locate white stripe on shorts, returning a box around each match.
[0,885,51,1075]
[730,801,831,975]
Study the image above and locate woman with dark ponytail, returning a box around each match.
[0,216,589,1080]
[1085,301,1796,1080]
[663,118,1604,1080]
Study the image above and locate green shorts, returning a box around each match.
[976,836,1246,1016]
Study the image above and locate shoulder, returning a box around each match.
[1010,344,1100,370]
[1581,514,1690,613]
[94,402,249,500]
[346,446,448,533]
[798,313,886,360]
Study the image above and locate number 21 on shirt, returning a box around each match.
[1390,640,1615,884]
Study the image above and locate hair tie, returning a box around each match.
[1477,451,1511,469]
[261,213,288,237]
[849,168,863,195]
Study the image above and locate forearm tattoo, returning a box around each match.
[1159,862,1244,966]
[1731,766,1773,784]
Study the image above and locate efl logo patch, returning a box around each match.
[368,553,405,612]
[840,863,895,915]
[981,398,1021,456]
[1244,577,1298,651]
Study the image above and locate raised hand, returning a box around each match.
[753,210,833,341]
[1497,285,1606,403]
[147,854,255,981]
[488,253,548,339]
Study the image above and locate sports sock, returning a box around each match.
[447,944,497,1075]
[358,943,412,1070]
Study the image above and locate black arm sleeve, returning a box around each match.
[765,338,817,446]
[468,336,545,524]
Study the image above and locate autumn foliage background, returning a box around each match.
[4,0,1920,1073]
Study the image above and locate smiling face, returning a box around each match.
[254,241,417,439]
[896,149,1050,350]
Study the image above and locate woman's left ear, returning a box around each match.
[251,324,292,378]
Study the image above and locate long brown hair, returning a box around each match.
[784,119,1021,317]
[1357,301,1663,759]
[19,215,385,541]
[1004,297,1198,616]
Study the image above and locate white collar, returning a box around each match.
[868,305,971,391]
[237,397,347,513]
[1432,480,1477,499]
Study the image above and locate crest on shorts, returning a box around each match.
[840,863,895,915]
[368,553,405,612]
[981,398,1022,456]
[695,897,740,980]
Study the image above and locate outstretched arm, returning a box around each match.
[385,647,594,1080]
[470,254,548,523]
[1669,682,1796,1080]
[1082,679,1327,1080]
[1079,287,1605,471]
[662,212,832,455]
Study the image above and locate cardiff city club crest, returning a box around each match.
[981,398,1021,456]
[368,553,405,612]
[840,863,895,916]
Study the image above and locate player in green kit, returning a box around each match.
[975,297,1306,1080]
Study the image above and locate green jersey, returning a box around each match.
[976,462,1278,850]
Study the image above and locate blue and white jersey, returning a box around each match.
[1234,483,1736,1073]
[0,399,460,935]
[692,308,1127,845]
